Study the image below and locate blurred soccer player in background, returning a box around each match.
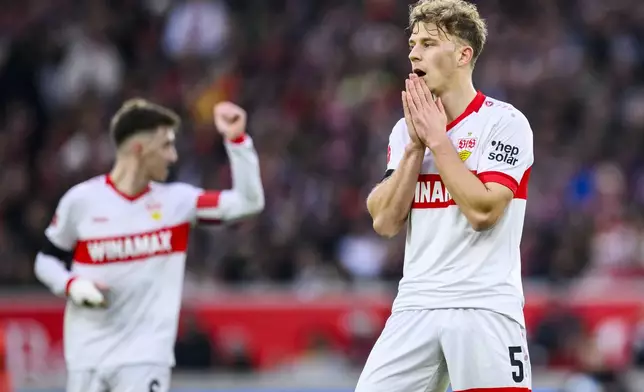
[34,100,265,392]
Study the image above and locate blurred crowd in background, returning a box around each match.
[1,0,644,389]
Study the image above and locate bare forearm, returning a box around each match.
[431,140,503,228]
[367,145,424,237]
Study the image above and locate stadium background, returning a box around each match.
[1,0,644,391]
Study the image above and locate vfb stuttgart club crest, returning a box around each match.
[456,133,477,161]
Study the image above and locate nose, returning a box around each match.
[168,148,178,164]
[408,45,421,63]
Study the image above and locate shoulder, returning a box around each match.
[60,176,106,204]
[54,176,106,220]
[481,96,532,136]
[392,117,407,134]
[389,117,409,144]
[150,181,203,198]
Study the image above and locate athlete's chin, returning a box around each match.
[150,170,169,182]
[422,76,439,94]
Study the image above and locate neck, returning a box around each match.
[437,77,477,124]
[109,158,150,196]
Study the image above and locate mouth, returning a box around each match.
[413,69,426,77]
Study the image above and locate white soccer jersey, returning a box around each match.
[35,136,264,370]
[386,92,533,327]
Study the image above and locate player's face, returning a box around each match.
[141,127,178,182]
[408,22,465,94]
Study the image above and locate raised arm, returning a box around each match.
[195,102,265,223]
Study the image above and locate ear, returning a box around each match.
[132,142,143,155]
[458,45,474,67]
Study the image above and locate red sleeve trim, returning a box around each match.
[515,167,531,200]
[65,277,77,296]
[229,133,247,144]
[196,191,221,209]
[478,171,519,194]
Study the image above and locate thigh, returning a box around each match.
[110,365,171,392]
[66,370,108,392]
[440,309,532,392]
[355,310,449,392]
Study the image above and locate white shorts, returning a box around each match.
[355,309,531,392]
[67,364,171,392]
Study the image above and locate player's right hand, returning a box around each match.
[402,80,424,149]
[214,102,247,141]
[67,278,107,308]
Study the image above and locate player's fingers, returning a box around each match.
[410,74,429,103]
[418,77,434,106]
[436,97,446,115]
[216,102,244,118]
[402,91,411,119]
[405,80,419,116]
[407,76,424,111]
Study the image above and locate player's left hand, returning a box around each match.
[214,101,247,141]
[405,74,449,150]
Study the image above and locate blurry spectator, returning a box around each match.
[46,4,123,107]
[343,309,380,368]
[278,331,349,376]
[336,219,388,281]
[218,331,253,372]
[529,295,585,368]
[174,314,217,370]
[163,0,230,60]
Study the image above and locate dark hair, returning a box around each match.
[109,98,180,147]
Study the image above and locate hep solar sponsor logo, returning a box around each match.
[488,140,519,166]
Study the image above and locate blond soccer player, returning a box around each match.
[358,1,534,391]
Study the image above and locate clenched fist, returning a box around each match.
[214,102,247,141]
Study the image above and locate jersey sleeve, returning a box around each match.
[384,118,408,178]
[476,112,533,196]
[44,190,78,251]
[38,188,79,296]
[188,136,265,224]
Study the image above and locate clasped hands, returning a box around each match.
[402,73,449,151]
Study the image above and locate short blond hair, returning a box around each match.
[409,0,488,65]
[109,99,181,147]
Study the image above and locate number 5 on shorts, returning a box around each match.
[508,346,524,383]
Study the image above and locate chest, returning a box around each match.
[77,196,182,240]
[420,117,494,174]
[73,192,192,265]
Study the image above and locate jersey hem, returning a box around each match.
[65,360,175,371]
[391,303,525,327]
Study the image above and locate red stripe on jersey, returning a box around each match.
[105,175,151,202]
[197,191,221,209]
[73,222,191,264]
[454,388,531,392]
[447,91,486,131]
[478,171,519,194]
[515,167,531,200]
[411,174,456,209]
[412,169,529,209]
